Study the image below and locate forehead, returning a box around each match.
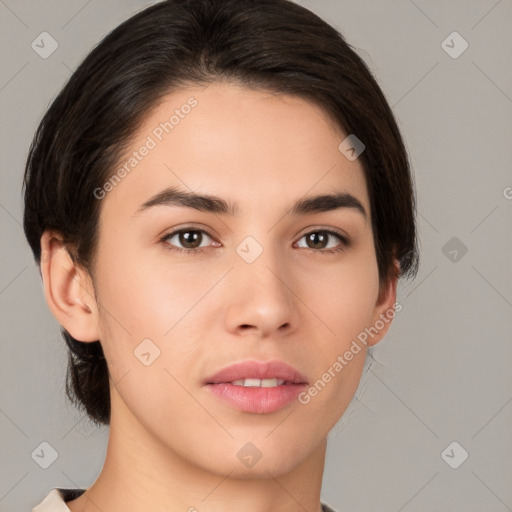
[99,81,370,223]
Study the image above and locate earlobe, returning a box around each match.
[366,259,400,347]
[40,230,100,342]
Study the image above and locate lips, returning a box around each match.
[203,359,309,385]
[203,359,309,414]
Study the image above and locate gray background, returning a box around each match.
[1,1,511,511]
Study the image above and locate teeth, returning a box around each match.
[230,378,286,387]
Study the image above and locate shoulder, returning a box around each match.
[32,488,86,511]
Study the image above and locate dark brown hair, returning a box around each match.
[23,0,419,426]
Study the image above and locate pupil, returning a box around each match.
[180,231,201,248]
[308,232,327,249]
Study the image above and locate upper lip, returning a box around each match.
[204,359,309,385]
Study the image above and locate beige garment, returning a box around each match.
[32,488,85,512]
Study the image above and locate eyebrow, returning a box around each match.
[135,186,367,220]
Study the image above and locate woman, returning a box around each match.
[24,0,419,510]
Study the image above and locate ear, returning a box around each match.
[365,259,400,347]
[40,230,100,342]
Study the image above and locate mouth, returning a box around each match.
[204,359,309,385]
[228,378,290,387]
[203,359,309,414]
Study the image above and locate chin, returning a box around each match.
[207,438,312,480]
[217,455,305,480]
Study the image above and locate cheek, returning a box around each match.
[92,243,217,385]
[303,248,381,343]
[94,243,202,337]
[92,252,201,424]
[291,245,380,409]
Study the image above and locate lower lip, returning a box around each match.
[205,383,308,414]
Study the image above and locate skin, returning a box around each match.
[41,81,398,512]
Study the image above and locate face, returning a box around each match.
[66,81,397,477]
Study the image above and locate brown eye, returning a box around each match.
[163,229,214,253]
[305,231,329,249]
[295,230,348,253]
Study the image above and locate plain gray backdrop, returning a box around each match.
[1,1,511,511]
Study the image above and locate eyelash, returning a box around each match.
[159,227,349,256]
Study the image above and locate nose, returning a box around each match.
[223,248,299,338]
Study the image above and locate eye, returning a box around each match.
[294,229,349,253]
[160,228,218,254]
[160,227,349,255]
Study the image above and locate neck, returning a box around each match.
[68,393,327,512]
